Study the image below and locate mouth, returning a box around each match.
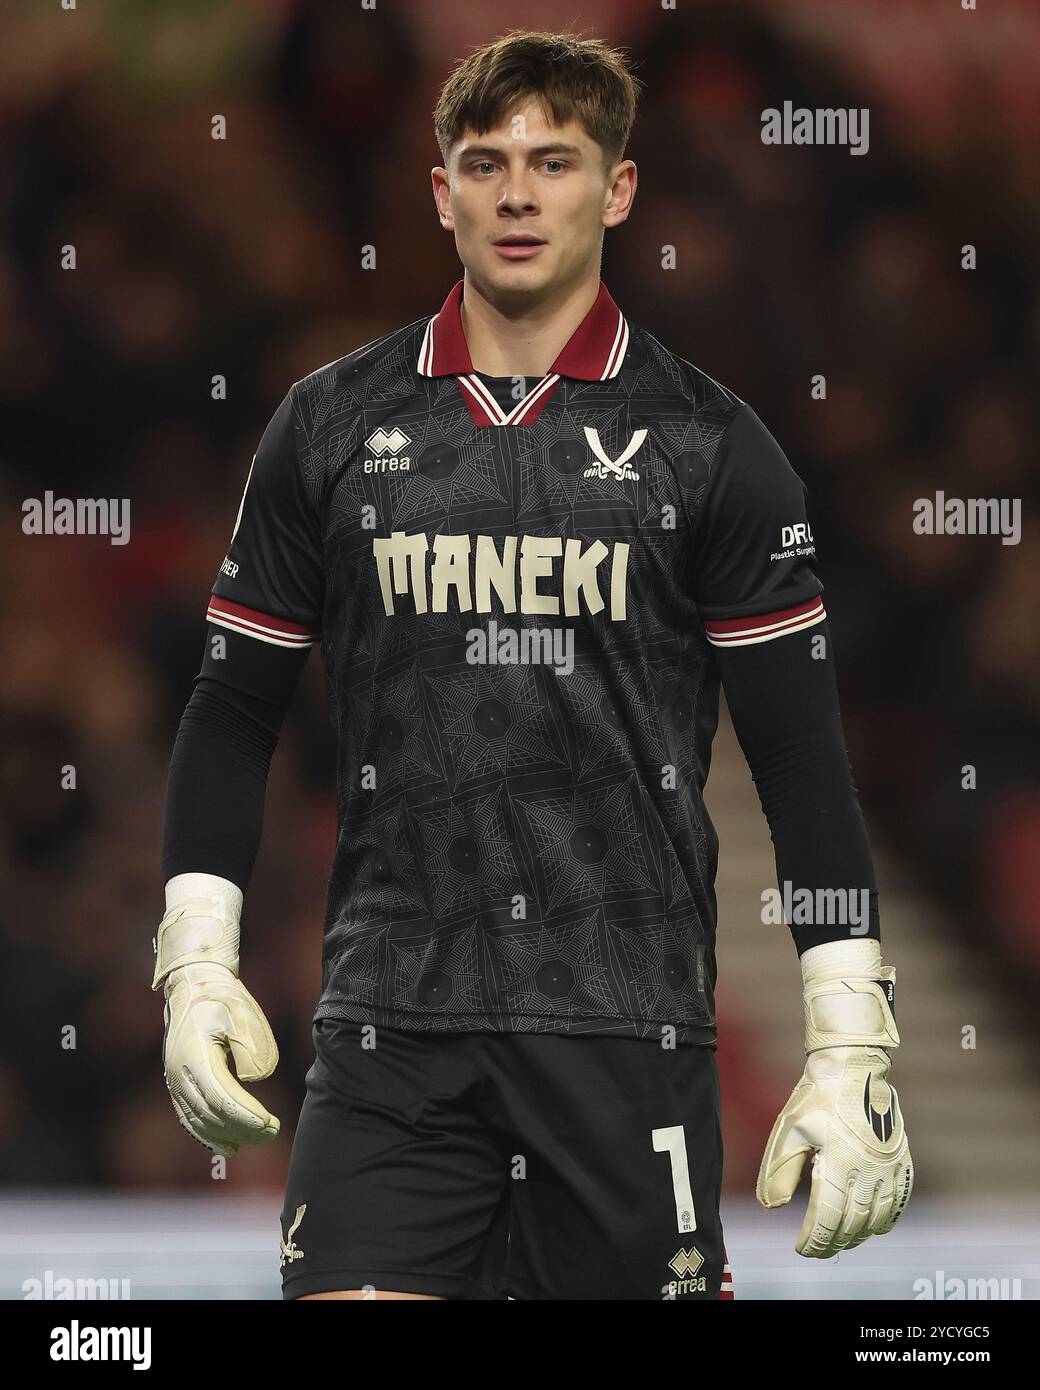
[493,235,547,260]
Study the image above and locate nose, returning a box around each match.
[497,167,538,212]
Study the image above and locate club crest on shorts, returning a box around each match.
[279,1203,307,1267]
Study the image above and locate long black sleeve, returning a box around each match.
[714,618,880,955]
[161,627,308,889]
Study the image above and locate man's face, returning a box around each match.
[432,99,635,298]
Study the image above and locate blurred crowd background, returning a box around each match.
[0,0,1037,1198]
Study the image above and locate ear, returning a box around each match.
[431,167,453,227]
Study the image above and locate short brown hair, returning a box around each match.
[433,28,643,173]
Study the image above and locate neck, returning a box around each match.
[460,272,600,377]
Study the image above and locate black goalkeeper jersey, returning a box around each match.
[205,278,824,1045]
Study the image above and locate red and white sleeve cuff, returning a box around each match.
[703,597,826,648]
[206,595,319,649]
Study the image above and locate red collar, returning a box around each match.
[417,278,629,382]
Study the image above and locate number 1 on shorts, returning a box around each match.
[652,1125,697,1234]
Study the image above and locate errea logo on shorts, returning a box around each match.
[663,1245,707,1297]
[364,427,412,473]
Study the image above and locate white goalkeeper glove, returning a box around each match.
[756,937,913,1258]
[152,873,280,1158]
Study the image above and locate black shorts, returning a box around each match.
[280,1019,733,1300]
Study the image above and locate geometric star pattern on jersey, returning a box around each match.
[636,534,699,645]
[390,920,483,1021]
[410,787,522,919]
[328,447,367,520]
[363,329,426,410]
[652,795,708,916]
[648,654,703,788]
[588,560,682,660]
[563,662,662,781]
[516,777,658,916]
[613,916,708,1031]
[348,794,424,919]
[515,418,599,522]
[324,920,383,1009]
[490,911,616,1028]
[425,661,565,792]
[350,574,424,672]
[387,438,505,528]
[308,373,352,436]
[353,564,467,674]
[352,666,440,792]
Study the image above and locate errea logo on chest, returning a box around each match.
[364,427,412,473]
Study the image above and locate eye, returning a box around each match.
[543,160,566,173]
[474,161,497,175]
